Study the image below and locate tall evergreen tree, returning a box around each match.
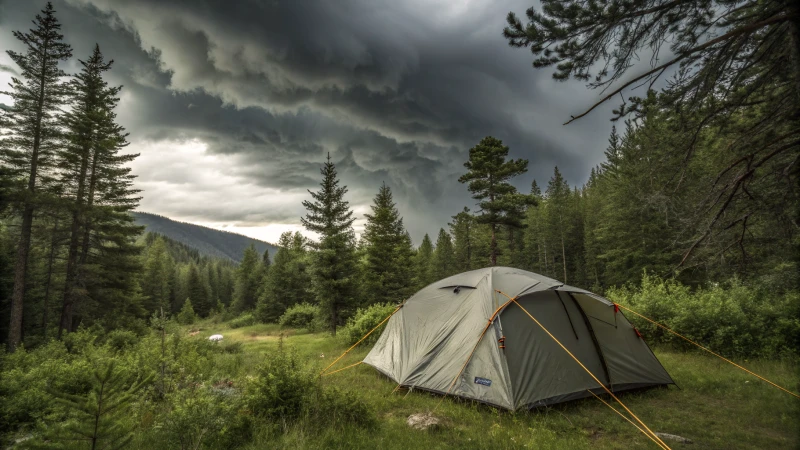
[301,154,358,334]
[545,167,572,283]
[231,244,260,313]
[57,44,142,335]
[255,232,310,322]
[361,183,414,305]
[449,207,475,272]
[1,3,72,350]
[140,236,173,315]
[187,264,210,317]
[432,228,456,280]
[459,136,530,266]
[413,233,435,288]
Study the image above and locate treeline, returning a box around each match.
[0,4,141,351]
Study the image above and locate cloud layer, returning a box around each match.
[0,0,618,243]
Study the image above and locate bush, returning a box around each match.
[607,273,800,358]
[104,329,139,352]
[229,313,256,329]
[278,303,320,330]
[337,303,397,346]
[160,385,252,450]
[246,342,374,429]
[247,344,315,422]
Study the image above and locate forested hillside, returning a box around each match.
[132,211,278,263]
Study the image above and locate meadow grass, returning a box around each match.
[178,320,800,449]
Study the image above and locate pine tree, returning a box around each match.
[361,183,415,305]
[177,298,196,325]
[545,167,572,283]
[231,244,260,314]
[413,234,435,288]
[255,232,310,323]
[458,136,530,266]
[57,44,142,335]
[140,236,173,315]
[505,0,799,269]
[449,207,475,272]
[432,228,456,280]
[187,264,210,317]
[1,2,72,350]
[41,360,150,449]
[301,154,358,334]
[523,180,546,273]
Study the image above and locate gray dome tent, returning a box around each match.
[363,267,674,410]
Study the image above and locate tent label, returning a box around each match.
[474,377,492,386]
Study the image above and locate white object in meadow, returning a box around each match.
[208,334,223,342]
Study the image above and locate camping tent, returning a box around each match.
[363,267,674,410]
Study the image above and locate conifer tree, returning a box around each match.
[262,249,271,268]
[41,361,150,449]
[140,236,173,315]
[1,3,72,350]
[505,0,799,268]
[523,180,546,273]
[413,234,435,288]
[255,232,310,322]
[177,298,196,325]
[449,207,475,271]
[57,44,142,335]
[361,183,414,305]
[432,228,456,280]
[187,264,210,317]
[301,154,358,334]
[459,136,530,266]
[545,167,572,282]
[231,244,260,314]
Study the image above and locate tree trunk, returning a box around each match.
[59,138,91,338]
[8,206,34,351]
[42,218,59,339]
[7,40,48,351]
[63,144,100,333]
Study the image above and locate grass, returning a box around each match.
[174,320,800,449]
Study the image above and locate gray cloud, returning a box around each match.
[0,0,620,243]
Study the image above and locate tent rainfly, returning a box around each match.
[363,267,674,410]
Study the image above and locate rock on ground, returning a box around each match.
[407,412,441,430]
[655,432,693,444]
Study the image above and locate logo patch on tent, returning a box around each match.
[474,377,492,387]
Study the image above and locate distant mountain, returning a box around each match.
[132,212,278,262]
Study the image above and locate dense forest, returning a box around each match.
[1,0,797,347]
[0,1,797,448]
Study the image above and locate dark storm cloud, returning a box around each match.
[0,0,619,242]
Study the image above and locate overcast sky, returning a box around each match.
[0,0,621,244]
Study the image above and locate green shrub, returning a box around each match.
[338,303,397,346]
[160,385,252,450]
[246,343,374,429]
[314,387,376,429]
[247,344,315,421]
[229,313,256,329]
[278,303,320,330]
[104,329,139,352]
[607,273,800,358]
